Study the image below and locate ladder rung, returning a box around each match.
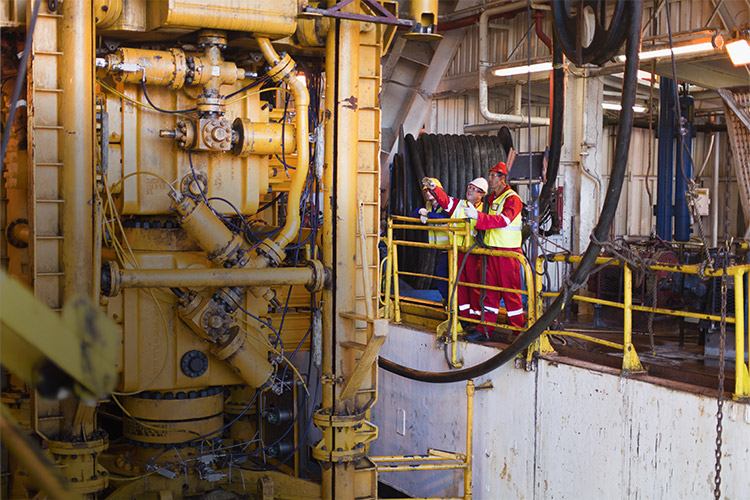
[34,50,63,55]
[36,235,63,240]
[358,138,379,142]
[35,162,62,167]
[34,125,62,130]
[37,272,63,276]
[35,88,63,93]
[37,13,63,19]
[36,199,63,203]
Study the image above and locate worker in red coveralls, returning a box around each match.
[421,176,487,334]
[464,161,525,338]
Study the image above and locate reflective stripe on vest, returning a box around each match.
[485,189,522,248]
[453,200,480,247]
[427,206,450,245]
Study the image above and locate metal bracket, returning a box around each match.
[312,412,378,463]
[302,0,413,27]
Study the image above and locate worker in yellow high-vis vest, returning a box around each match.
[422,176,488,331]
[463,161,524,337]
[412,178,450,302]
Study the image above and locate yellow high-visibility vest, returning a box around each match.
[484,189,522,248]
[453,200,482,248]
[427,206,449,245]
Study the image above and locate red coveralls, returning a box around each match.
[431,187,483,325]
[475,186,525,334]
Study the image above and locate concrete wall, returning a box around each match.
[372,325,750,499]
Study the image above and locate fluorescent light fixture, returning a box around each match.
[602,102,647,113]
[493,62,553,77]
[616,41,716,62]
[726,38,750,66]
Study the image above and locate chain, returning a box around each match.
[713,248,727,499]
[713,145,732,499]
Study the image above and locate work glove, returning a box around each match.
[421,177,437,190]
[464,203,478,220]
[418,208,429,224]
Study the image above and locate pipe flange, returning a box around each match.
[6,218,28,248]
[256,239,286,267]
[197,29,228,49]
[101,260,121,297]
[215,286,244,312]
[200,305,231,340]
[267,53,295,82]
[180,170,207,197]
[180,350,209,378]
[202,118,232,151]
[305,260,329,292]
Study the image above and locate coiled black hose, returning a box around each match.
[380,0,643,383]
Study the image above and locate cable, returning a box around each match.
[140,79,196,114]
[1,0,42,172]
[379,0,643,383]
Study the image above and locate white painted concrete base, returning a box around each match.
[372,325,750,499]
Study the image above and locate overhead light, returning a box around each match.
[616,40,719,62]
[602,102,648,113]
[726,38,750,66]
[493,62,553,77]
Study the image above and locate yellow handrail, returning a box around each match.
[382,216,750,400]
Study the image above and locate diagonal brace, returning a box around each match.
[339,318,388,401]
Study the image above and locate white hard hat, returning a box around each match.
[469,177,488,194]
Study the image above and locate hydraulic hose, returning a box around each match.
[379,0,642,383]
[537,31,564,222]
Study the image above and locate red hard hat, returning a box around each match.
[490,161,508,175]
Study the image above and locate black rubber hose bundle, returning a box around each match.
[380,0,642,383]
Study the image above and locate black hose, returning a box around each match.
[0,0,42,172]
[538,30,565,221]
[378,0,642,383]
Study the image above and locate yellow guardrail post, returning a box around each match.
[385,218,394,320]
[528,256,555,358]
[733,270,750,400]
[393,236,402,324]
[464,380,474,500]
[622,264,646,375]
[451,223,461,367]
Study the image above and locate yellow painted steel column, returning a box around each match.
[451,230,459,363]
[61,0,94,298]
[333,13,360,499]
[321,17,336,499]
[622,265,645,374]
[733,271,750,399]
[464,381,474,500]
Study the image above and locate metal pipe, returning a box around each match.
[117,266,325,290]
[255,38,310,251]
[61,0,94,299]
[712,132,720,247]
[478,2,551,126]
